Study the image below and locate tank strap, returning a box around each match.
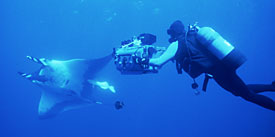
[184,31,192,61]
[202,73,213,92]
[175,31,192,74]
[176,61,183,74]
[184,31,194,78]
[175,34,189,75]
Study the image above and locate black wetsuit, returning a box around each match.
[174,34,275,111]
[211,63,275,110]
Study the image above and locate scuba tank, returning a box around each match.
[193,25,246,70]
[185,23,246,94]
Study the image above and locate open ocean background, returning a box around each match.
[0,0,274,137]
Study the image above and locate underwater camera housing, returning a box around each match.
[113,33,166,74]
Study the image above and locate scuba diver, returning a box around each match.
[145,20,275,111]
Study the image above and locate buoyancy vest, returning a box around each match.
[174,32,218,78]
[174,27,247,79]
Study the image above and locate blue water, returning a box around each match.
[1,0,274,137]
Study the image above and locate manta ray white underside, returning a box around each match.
[19,55,120,119]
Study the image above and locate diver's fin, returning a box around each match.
[38,91,90,119]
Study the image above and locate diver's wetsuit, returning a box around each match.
[175,34,275,111]
[210,64,275,111]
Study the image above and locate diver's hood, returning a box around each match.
[167,20,185,43]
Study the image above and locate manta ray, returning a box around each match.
[18,55,123,119]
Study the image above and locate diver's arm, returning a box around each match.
[149,41,178,67]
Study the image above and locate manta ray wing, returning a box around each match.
[62,55,113,98]
[38,90,91,119]
[84,54,113,79]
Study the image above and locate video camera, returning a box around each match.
[113,33,166,74]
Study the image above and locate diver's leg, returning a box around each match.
[212,70,275,111]
[247,84,275,93]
